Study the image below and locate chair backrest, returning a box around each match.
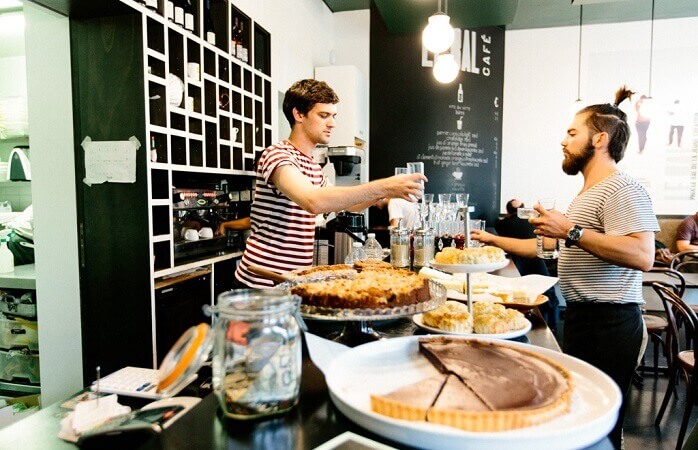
[670,250,698,273]
[644,267,687,298]
[652,283,698,360]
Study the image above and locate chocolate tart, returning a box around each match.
[371,337,573,432]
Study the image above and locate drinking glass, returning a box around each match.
[536,198,559,259]
[469,219,484,247]
[438,193,452,205]
[407,161,426,203]
[455,193,469,207]
[394,167,408,176]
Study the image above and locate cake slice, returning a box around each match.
[370,375,447,421]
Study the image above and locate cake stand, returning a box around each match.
[276,279,446,347]
[429,205,508,315]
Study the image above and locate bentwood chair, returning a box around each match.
[671,250,698,274]
[638,269,687,376]
[652,283,698,450]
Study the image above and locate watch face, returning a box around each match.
[568,226,582,241]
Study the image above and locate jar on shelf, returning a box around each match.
[390,227,410,268]
[413,228,435,270]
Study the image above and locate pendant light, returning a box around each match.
[570,5,584,115]
[647,0,655,99]
[422,0,454,54]
[433,53,459,83]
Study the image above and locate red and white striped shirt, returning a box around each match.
[236,140,327,288]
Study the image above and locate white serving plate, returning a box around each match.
[412,314,532,339]
[326,336,620,450]
[430,259,508,273]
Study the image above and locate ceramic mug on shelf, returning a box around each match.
[187,62,200,81]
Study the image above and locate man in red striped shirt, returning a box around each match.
[235,79,426,288]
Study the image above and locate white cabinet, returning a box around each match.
[314,65,368,148]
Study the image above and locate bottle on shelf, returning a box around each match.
[150,134,158,162]
[203,0,216,45]
[174,0,185,26]
[144,0,158,11]
[165,0,174,21]
[230,17,239,58]
[184,0,195,32]
[364,233,383,260]
[0,237,14,274]
[344,242,367,265]
[236,21,247,63]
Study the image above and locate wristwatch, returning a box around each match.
[565,225,584,248]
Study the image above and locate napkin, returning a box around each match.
[304,332,350,375]
[58,394,131,443]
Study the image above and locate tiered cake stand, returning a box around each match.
[277,279,446,347]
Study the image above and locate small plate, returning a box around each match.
[412,314,532,339]
[448,292,550,312]
[430,259,508,273]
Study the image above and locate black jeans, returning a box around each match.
[563,302,643,450]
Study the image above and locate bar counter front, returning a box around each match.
[0,310,613,449]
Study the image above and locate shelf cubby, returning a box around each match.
[189,139,203,166]
[220,145,231,169]
[170,111,186,131]
[205,122,217,168]
[151,131,169,164]
[147,17,165,54]
[148,82,167,127]
[153,241,172,271]
[171,135,187,165]
[151,169,170,198]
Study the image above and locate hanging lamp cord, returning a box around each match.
[648,0,655,98]
[577,5,583,101]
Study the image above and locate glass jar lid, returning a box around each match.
[157,323,213,397]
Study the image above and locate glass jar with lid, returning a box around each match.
[413,228,435,269]
[390,227,410,268]
[208,289,302,419]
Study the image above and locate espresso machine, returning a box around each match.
[172,186,250,263]
[327,146,367,187]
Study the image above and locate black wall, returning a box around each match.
[369,4,504,225]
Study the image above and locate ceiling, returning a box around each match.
[323,0,698,32]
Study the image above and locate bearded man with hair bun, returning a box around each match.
[472,86,659,449]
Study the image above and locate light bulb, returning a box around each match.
[433,53,459,84]
[422,13,454,54]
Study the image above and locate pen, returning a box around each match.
[136,382,151,392]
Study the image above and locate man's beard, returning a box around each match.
[562,139,595,175]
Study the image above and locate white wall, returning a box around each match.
[229,2,369,141]
[502,17,698,214]
[24,2,83,406]
[0,57,27,99]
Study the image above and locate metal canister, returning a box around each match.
[390,227,410,268]
[413,228,435,270]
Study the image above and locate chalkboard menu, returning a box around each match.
[369,8,504,226]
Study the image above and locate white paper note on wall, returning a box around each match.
[81,136,140,186]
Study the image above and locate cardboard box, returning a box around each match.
[0,394,40,429]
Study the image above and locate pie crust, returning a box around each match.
[370,337,573,432]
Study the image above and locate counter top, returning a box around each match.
[0,264,35,290]
[0,310,610,450]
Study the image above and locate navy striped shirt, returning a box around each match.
[558,171,659,304]
[236,140,327,288]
